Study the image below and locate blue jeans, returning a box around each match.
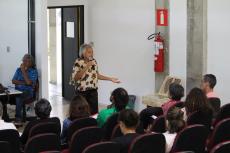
[15,91,31,119]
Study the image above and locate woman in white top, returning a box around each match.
[163,107,185,153]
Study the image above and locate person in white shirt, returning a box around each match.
[163,107,185,153]
[0,103,17,130]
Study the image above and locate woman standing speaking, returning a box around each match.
[70,43,120,114]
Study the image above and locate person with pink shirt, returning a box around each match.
[162,83,184,114]
[201,74,218,98]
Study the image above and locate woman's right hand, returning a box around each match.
[86,61,96,68]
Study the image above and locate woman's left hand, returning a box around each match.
[110,77,121,83]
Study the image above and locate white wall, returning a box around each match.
[208,0,230,105]
[169,0,187,91]
[0,0,28,86]
[88,0,155,111]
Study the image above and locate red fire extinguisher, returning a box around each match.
[148,32,164,72]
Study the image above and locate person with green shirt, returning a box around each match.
[97,88,129,127]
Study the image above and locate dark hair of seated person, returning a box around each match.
[21,99,60,145]
[166,107,185,133]
[203,74,217,89]
[69,95,90,120]
[184,88,213,116]
[111,88,129,112]
[113,109,139,153]
[35,98,52,119]
[118,109,139,131]
[169,83,184,101]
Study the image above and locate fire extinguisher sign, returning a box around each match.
[156,9,168,26]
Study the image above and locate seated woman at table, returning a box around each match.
[12,54,38,124]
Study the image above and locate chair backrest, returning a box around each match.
[127,95,136,109]
[110,124,123,139]
[0,129,20,153]
[67,117,97,142]
[170,125,209,153]
[174,151,194,153]
[208,98,221,117]
[139,107,163,130]
[210,140,230,153]
[187,110,213,130]
[21,117,61,145]
[82,141,120,153]
[151,115,166,133]
[129,133,165,153]
[69,126,104,153]
[214,103,230,126]
[208,118,230,150]
[25,133,61,153]
[0,141,11,153]
[29,122,61,138]
[102,113,119,140]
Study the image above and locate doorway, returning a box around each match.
[47,6,84,100]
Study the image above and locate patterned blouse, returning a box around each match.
[70,58,98,91]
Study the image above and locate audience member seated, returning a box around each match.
[0,103,17,130]
[201,74,218,98]
[161,83,184,114]
[20,98,53,145]
[163,107,185,153]
[12,54,38,124]
[61,95,90,143]
[112,109,139,153]
[184,88,213,129]
[97,88,129,127]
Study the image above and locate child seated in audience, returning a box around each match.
[162,83,184,114]
[112,109,139,153]
[201,74,218,98]
[164,107,185,153]
[0,103,17,130]
[97,88,129,127]
[61,95,90,143]
[20,98,53,145]
[184,87,213,129]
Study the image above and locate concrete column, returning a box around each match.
[155,0,170,92]
[186,0,207,92]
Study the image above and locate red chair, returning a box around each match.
[24,133,61,153]
[102,113,119,140]
[139,107,162,131]
[0,129,20,153]
[151,115,166,133]
[67,117,97,143]
[82,142,120,153]
[110,124,123,139]
[0,141,11,153]
[210,140,230,153]
[208,118,230,151]
[208,98,221,118]
[170,125,209,153]
[187,110,213,130]
[29,122,61,138]
[129,133,165,153]
[69,127,104,153]
[213,103,230,127]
